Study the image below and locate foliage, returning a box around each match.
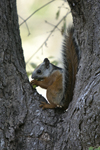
[89,146,100,150]
[56,9,60,20]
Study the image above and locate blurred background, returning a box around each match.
[17,0,72,97]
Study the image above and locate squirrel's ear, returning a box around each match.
[44,58,50,69]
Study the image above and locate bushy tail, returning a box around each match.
[62,27,80,109]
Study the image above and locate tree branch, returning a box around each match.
[26,11,71,64]
[19,15,30,36]
[19,0,55,26]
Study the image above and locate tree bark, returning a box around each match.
[0,0,100,150]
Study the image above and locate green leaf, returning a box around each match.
[56,10,60,20]
[51,60,58,66]
[89,147,94,150]
[30,63,37,69]
[61,19,66,34]
[48,56,54,59]
[95,148,100,150]
[89,146,100,150]
[33,85,37,89]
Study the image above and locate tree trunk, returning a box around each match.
[0,0,100,150]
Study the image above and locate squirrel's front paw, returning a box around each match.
[40,102,47,109]
[40,102,56,109]
[30,80,38,89]
[30,80,37,85]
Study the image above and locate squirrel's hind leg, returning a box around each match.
[40,102,57,109]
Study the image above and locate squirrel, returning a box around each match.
[30,26,80,110]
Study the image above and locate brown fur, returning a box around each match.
[31,71,63,109]
[64,29,79,108]
[31,27,79,109]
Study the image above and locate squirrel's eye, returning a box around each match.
[37,70,41,74]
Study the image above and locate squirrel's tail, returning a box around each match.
[62,27,80,109]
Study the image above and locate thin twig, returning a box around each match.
[26,11,70,64]
[45,20,61,31]
[19,0,55,26]
[19,15,30,36]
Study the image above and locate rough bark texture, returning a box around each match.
[0,0,100,150]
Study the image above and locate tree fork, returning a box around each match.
[0,0,100,150]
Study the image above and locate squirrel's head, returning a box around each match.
[31,58,52,80]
